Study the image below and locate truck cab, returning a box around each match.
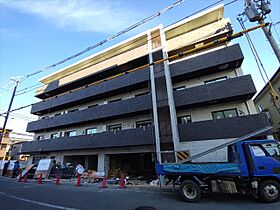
[156,139,280,203]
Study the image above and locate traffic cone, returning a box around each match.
[38,173,42,184]
[56,176,60,186]
[119,174,126,188]
[23,174,27,183]
[100,176,107,189]
[18,172,22,182]
[76,175,81,187]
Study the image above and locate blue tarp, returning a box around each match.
[161,163,242,175]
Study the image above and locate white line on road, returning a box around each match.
[0,191,79,210]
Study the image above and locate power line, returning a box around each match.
[0,22,267,118]
[268,15,280,45]
[5,0,231,99]
[20,0,187,82]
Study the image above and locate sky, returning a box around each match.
[0,0,279,135]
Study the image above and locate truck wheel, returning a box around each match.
[179,180,201,203]
[259,180,280,203]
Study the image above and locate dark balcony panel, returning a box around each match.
[37,55,149,99]
[170,44,244,82]
[179,113,271,141]
[21,127,154,153]
[27,94,152,132]
[31,68,150,115]
[174,75,256,109]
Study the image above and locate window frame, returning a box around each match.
[107,124,122,132]
[136,120,152,128]
[65,130,77,137]
[211,108,238,120]
[177,115,192,124]
[50,132,61,139]
[85,128,97,135]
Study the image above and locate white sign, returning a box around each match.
[37,159,52,171]
[7,161,16,170]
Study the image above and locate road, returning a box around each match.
[0,177,279,210]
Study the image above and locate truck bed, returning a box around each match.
[156,163,243,176]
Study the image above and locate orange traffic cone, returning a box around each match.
[76,175,81,187]
[100,176,107,189]
[18,172,22,182]
[119,174,125,188]
[56,176,60,186]
[38,173,43,184]
[23,174,28,183]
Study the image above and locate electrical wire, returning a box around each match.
[20,0,187,82]
[0,22,267,118]
[268,15,280,45]
[5,0,229,98]
[237,17,279,102]
[237,17,267,83]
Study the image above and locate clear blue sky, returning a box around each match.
[0,0,279,128]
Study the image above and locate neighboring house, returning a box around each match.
[254,67,280,140]
[21,5,270,177]
[9,142,29,161]
[0,128,12,160]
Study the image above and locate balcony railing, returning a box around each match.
[27,75,256,133]
[31,44,243,114]
[22,127,154,153]
[178,113,270,141]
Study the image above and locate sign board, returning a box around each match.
[20,164,36,178]
[34,159,53,179]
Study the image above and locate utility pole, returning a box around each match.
[244,0,280,63]
[0,78,21,145]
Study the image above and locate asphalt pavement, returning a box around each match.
[0,176,279,210]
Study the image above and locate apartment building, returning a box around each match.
[22,5,270,177]
[0,128,12,160]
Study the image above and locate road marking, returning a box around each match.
[0,191,79,210]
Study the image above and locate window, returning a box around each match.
[107,124,122,132]
[88,104,98,109]
[261,143,280,157]
[37,135,44,141]
[65,130,77,137]
[173,86,186,91]
[177,115,192,124]
[41,116,48,119]
[50,133,61,139]
[251,146,266,157]
[54,113,61,116]
[108,98,122,103]
[85,128,97,135]
[68,108,79,113]
[212,109,238,120]
[136,120,152,129]
[204,76,227,84]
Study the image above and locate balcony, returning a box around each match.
[27,75,256,133]
[21,127,154,153]
[22,114,270,154]
[179,113,271,141]
[170,44,244,82]
[27,94,152,132]
[31,68,150,115]
[31,44,243,115]
[174,75,256,109]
